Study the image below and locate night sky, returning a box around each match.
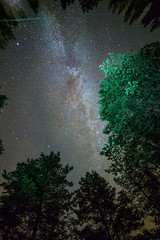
[0,0,159,190]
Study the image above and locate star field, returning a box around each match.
[0,0,159,190]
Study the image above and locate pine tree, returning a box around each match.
[71,171,143,240]
[108,0,160,31]
[0,151,73,240]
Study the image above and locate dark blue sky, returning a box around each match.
[0,0,159,190]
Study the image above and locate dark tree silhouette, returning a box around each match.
[0,1,17,49]
[0,88,8,155]
[0,1,26,49]
[0,140,4,155]
[0,151,73,240]
[75,224,107,240]
[132,228,160,240]
[27,0,160,31]
[108,0,160,31]
[26,0,103,14]
[1,0,159,49]
[0,93,8,109]
[26,0,40,14]
[71,171,143,240]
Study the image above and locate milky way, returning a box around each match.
[39,7,109,182]
[0,0,159,190]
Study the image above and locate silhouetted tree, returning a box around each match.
[109,0,160,31]
[132,228,160,240]
[0,151,73,240]
[0,92,8,109]
[26,0,40,14]
[71,171,143,240]
[27,0,160,31]
[1,0,159,49]
[76,224,107,240]
[26,0,103,14]
[0,1,26,49]
[105,150,160,226]
[0,88,8,154]
[0,140,4,155]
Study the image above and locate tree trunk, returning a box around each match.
[99,212,113,240]
[108,210,121,240]
[30,204,42,240]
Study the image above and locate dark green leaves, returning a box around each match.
[0,151,73,240]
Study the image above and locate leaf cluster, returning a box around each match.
[97,41,160,236]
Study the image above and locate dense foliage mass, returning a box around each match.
[0,152,73,240]
[70,171,143,240]
[98,41,160,237]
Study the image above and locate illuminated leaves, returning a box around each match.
[0,152,73,239]
[98,42,160,229]
[98,42,160,145]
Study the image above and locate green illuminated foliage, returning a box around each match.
[0,151,73,240]
[98,41,160,228]
[98,41,160,162]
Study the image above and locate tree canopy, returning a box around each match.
[27,0,160,31]
[70,171,143,240]
[0,151,73,240]
[98,41,160,164]
[0,152,159,239]
[98,41,160,231]
[108,0,160,31]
